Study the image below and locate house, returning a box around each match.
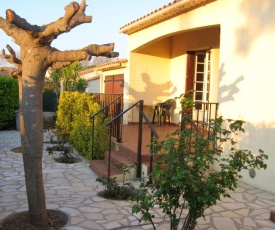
[87,0,275,194]
[80,59,128,95]
[119,0,275,194]
[80,59,134,124]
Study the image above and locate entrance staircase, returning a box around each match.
[89,124,177,182]
[89,99,219,182]
[90,142,144,182]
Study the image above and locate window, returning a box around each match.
[193,51,211,105]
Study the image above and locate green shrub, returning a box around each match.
[0,76,18,130]
[56,91,109,160]
[96,164,137,200]
[132,93,268,230]
[132,117,268,230]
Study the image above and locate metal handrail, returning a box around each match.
[91,95,122,119]
[90,95,123,160]
[181,102,219,136]
[105,100,140,125]
[105,100,159,181]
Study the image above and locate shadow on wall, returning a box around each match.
[218,63,244,103]
[241,122,275,155]
[236,0,275,56]
[125,72,177,103]
[238,122,275,187]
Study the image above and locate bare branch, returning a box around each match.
[47,43,118,65]
[82,43,119,58]
[1,44,22,79]
[41,2,80,38]
[69,0,93,27]
[4,1,90,45]
[82,43,114,56]
[1,46,21,79]
[95,51,119,58]
[6,10,38,32]
[0,16,23,43]
[50,61,73,70]
[41,0,92,44]
[0,67,21,78]
[6,2,79,36]
[1,44,22,65]
[47,49,90,64]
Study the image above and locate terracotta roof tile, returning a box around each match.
[80,59,128,75]
[120,0,212,35]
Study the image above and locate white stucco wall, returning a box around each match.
[86,77,100,93]
[215,0,275,193]
[125,0,275,194]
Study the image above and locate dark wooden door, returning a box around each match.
[185,53,195,94]
[104,74,124,94]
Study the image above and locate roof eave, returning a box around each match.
[80,59,128,75]
[120,0,210,35]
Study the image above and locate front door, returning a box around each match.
[186,51,211,104]
[185,51,211,121]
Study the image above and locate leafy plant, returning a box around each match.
[113,163,137,187]
[43,116,56,130]
[46,127,76,164]
[96,163,137,200]
[0,76,18,130]
[175,90,194,115]
[47,62,87,93]
[132,95,268,230]
[56,91,109,160]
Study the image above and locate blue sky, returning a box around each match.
[0,0,170,59]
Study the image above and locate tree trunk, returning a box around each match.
[182,212,197,230]
[20,46,49,227]
[0,3,119,228]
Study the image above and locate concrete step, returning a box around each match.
[116,144,138,161]
[116,143,161,162]
[90,142,163,181]
[90,160,121,180]
[104,150,136,166]
[90,150,138,182]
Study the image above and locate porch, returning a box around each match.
[90,95,219,181]
[90,123,178,181]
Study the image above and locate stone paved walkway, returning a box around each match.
[0,130,275,229]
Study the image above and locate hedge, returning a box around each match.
[56,91,109,160]
[0,76,19,130]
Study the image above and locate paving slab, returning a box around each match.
[0,130,275,229]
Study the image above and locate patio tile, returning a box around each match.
[1,129,275,229]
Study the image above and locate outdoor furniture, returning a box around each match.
[152,103,163,126]
[152,99,175,126]
[161,99,175,126]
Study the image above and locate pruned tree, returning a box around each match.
[0,44,22,78]
[0,0,118,228]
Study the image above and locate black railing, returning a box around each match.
[91,93,123,108]
[90,95,123,160]
[181,102,219,136]
[105,100,159,181]
[90,93,123,142]
[180,102,219,156]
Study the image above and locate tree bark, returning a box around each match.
[0,1,119,227]
[19,46,49,227]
